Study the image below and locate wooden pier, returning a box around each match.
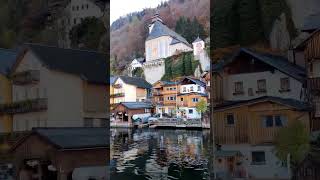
[150,118,210,129]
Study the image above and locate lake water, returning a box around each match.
[110,128,213,180]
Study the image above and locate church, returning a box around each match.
[129,13,207,84]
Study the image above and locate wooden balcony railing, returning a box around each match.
[0,98,48,114]
[12,70,40,85]
[110,93,125,98]
[307,78,320,91]
[112,84,122,89]
[152,91,162,96]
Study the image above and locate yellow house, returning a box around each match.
[0,49,17,134]
[213,96,310,145]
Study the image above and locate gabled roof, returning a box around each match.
[15,43,107,85]
[302,12,320,32]
[180,77,206,87]
[214,96,310,112]
[295,28,320,50]
[193,37,203,43]
[12,127,109,151]
[213,48,306,82]
[118,102,152,109]
[0,49,18,76]
[147,21,190,46]
[118,76,152,89]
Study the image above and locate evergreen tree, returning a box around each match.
[184,53,193,75]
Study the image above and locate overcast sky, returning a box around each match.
[110,0,168,24]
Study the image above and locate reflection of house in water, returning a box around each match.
[212,48,310,179]
[11,128,109,180]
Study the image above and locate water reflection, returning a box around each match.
[110,128,211,180]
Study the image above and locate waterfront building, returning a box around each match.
[0,49,17,134]
[7,44,108,131]
[111,76,152,104]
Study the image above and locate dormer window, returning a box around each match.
[280,78,290,92]
[190,86,194,92]
[257,79,266,93]
[197,86,201,92]
[234,82,244,95]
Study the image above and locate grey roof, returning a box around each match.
[170,38,182,45]
[119,76,152,89]
[302,12,320,32]
[110,76,117,85]
[16,128,109,150]
[119,102,153,109]
[214,96,310,112]
[147,21,190,46]
[0,49,18,75]
[159,80,179,86]
[21,43,107,85]
[135,57,145,63]
[180,77,206,87]
[193,37,203,43]
[213,48,306,82]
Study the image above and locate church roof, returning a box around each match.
[147,21,190,46]
[193,37,203,43]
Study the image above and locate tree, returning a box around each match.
[132,67,145,79]
[196,99,208,121]
[275,120,310,167]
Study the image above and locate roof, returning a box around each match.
[302,12,320,32]
[17,43,107,85]
[193,37,203,43]
[135,57,145,63]
[12,127,109,151]
[147,21,190,46]
[214,96,310,112]
[295,28,320,49]
[119,102,153,109]
[119,76,152,89]
[110,76,117,85]
[213,48,306,82]
[180,77,206,87]
[0,49,18,75]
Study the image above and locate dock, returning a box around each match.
[150,118,210,129]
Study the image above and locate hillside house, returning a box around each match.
[111,76,152,104]
[128,58,145,76]
[7,44,108,132]
[0,49,17,134]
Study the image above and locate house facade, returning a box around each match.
[8,44,108,132]
[211,48,310,179]
[111,76,152,104]
[0,49,17,134]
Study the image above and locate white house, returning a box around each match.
[128,58,145,76]
[57,0,105,48]
[143,13,193,84]
[10,43,108,131]
[112,76,152,104]
[213,48,306,102]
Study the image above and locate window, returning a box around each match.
[72,6,75,11]
[257,79,266,92]
[310,63,313,73]
[190,86,194,92]
[76,6,79,10]
[180,98,183,101]
[280,78,290,91]
[248,88,254,96]
[262,115,273,127]
[234,82,243,94]
[183,87,186,92]
[197,86,201,91]
[81,5,84,9]
[252,151,266,165]
[84,118,94,127]
[275,115,287,127]
[74,18,77,24]
[189,109,193,114]
[86,4,89,9]
[226,114,235,125]
[192,98,199,102]
[167,97,170,100]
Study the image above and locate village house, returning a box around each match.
[11,127,109,180]
[109,76,117,107]
[142,13,206,84]
[111,102,153,127]
[177,77,207,119]
[0,49,17,134]
[111,76,152,104]
[127,57,145,76]
[152,80,179,116]
[56,0,105,48]
[6,43,108,132]
[211,48,310,179]
[294,28,320,130]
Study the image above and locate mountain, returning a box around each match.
[110,0,210,74]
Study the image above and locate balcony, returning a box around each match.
[307,78,320,91]
[152,91,162,96]
[110,93,125,98]
[12,70,40,85]
[0,98,47,114]
[113,84,122,89]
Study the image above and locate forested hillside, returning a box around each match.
[110,0,210,74]
[212,0,297,60]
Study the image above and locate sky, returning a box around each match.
[110,0,169,24]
